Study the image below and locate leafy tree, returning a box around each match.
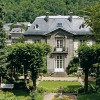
[15,35,25,43]
[79,3,100,43]
[1,0,100,23]
[8,42,51,89]
[67,57,79,74]
[78,43,94,92]
[0,3,8,84]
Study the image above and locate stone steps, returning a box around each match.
[51,72,67,77]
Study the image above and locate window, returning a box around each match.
[34,24,39,30]
[55,56,64,68]
[57,23,63,27]
[57,40,63,48]
[34,40,40,43]
[80,40,86,44]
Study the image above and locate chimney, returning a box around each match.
[45,12,49,22]
[69,12,73,22]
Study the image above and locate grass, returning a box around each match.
[0,80,98,100]
[38,81,81,88]
[38,81,82,92]
[78,93,100,100]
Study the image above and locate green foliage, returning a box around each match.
[67,57,79,74]
[0,0,100,23]
[15,34,25,43]
[29,90,37,100]
[96,77,100,87]
[78,93,100,100]
[78,87,84,93]
[38,81,81,93]
[88,84,99,93]
[79,3,100,43]
[0,3,9,83]
[8,42,51,89]
[0,91,16,100]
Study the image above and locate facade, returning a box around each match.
[4,22,31,45]
[24,13,94,73]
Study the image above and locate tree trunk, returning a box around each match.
[24,66,27,86]
[0,75,2,84]
[33,79,36,90]
[96,66,99,85]
[84,68,89,93]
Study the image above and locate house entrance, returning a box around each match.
[54,56,64,72]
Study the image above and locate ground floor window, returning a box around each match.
[55,56,64,68]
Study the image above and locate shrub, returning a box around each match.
[67,57,79,74]
[78,87,84,93]
[29,90,37,100]
[88,84,99,93]
[0,91,17,100]
[62,87,77,93]
[37,87,47,93]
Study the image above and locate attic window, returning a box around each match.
[57,23,63,27]
[34,24,39,30]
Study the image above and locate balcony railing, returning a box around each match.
[53,47,68,53]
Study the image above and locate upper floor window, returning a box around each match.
[57,40,63,48]
[57,23,63,27]
[34,24,39,30]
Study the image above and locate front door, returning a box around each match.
[54,56,64,72]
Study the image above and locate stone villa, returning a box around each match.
[23,13,94,74]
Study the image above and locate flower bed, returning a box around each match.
[52,94,77,100]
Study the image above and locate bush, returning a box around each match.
[14,80,26,89]
[67,57,79,74]
[0,91,17,100]
[37,87,47,93]
[62,87,77,93]
[88,84,99,93]
[29,90,37,100]
[78,87,84,93]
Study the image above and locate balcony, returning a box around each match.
[53,47,68,54]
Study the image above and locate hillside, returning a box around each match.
[1,0,100,23]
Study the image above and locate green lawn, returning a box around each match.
[78,93,100,100]
[0,80,99,100]
[38,81,81,88]
[38,81,82,92]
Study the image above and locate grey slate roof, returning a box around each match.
[24,15,92,35]
[10,28,25,33]
[4,22,31,34]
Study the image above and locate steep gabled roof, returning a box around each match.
[24,15,91,35]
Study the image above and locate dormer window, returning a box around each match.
[57,23,63,27]
[34,24,39,30]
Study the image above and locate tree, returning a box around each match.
[8,42,51,89]
[79,3,100,43]
[78,43,94,92]
[0,3,8,84]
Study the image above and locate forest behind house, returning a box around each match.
[1,0,100,23]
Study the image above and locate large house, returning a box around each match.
[23,12,95,75]
[4,13,94,75]
[4,22,31,45]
